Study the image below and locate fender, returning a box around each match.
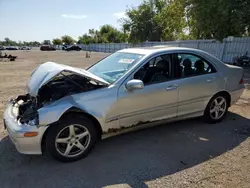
[38,101,73,126]
[38,95,92,126]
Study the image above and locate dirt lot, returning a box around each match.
[0,50,249,188]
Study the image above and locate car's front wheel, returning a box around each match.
[46,115,98,162]
[204,94,229,123]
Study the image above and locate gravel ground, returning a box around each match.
[0,49,249,188]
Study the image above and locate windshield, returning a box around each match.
[88,52,144,83]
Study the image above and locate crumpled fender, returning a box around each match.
[38,95,85,126]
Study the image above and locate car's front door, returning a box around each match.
[116,54,179,128]
[173,53,220,116]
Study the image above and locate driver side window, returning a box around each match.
[134,54,172,85]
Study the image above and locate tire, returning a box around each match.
[46,115,98,162]
[204,94,229,123]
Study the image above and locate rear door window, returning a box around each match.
[176,53,216,78]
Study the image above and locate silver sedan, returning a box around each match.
[3,47,244,162]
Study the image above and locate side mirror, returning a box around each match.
[126,79,144,91]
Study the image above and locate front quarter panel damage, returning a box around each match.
[38,96,74,126]
[37,87,119,132]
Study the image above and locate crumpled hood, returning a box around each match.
[27,62,109,97]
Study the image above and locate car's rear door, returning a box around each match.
[116,53,179,128]
[173,53,220,116]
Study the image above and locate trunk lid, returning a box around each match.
[27,62,110,97]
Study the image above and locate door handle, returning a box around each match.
[166,84,178,91]
[207,77,215,82]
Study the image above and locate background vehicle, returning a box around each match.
[0,46,5,50]
[20,46,31,50]
[61,45,68,50]
[3,47,244,162]
[65,45,82,51]
[233,51,250,67]
[40,45,56,51]
[5,46,19,50]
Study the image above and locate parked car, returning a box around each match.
[20,46,31,50]
[61,45,68,50]
[40,45,56,51]
[233,51,250,67]
[3,47,244,162]
[65,45,82,51]
[0,46,5,50]
[5,46,19,50]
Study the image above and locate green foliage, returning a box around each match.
[122,0,188,42]
[42,40,51,45]
[122,1,162,42]
[99,24,127,43]
[0,38,18,46]
[1,0,249,45]
[78,34,94,45]
[27,41,41,46]
[122,0,250,42]
[78,25,127,44]
[61,35,75,45]
[52,38,62,45]
[157,0,186,41]
[0,38,40,46]
[186,0,250,41]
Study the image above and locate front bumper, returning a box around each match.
[3,103,48,155]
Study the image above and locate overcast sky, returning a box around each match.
[0,0,142,42]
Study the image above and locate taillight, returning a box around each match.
[239,75,244,84]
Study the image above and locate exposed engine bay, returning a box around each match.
[14,73,105,125]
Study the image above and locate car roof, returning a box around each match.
[119,46,203,55]
[119,46,226,70]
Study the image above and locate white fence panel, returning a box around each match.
[198,42,223,59]
[179,42,197,48]
[81,37,250,62]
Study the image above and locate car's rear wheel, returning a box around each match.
[46,115,97,162]
[204,94,229,123]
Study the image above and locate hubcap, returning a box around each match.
[210,97,227,120]
[55,124,91,158]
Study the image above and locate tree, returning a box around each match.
[122,1,161,42]
[78,34,94,45]
[61,35,74,45]
[122,0,186,42]
[0,38,18,46]
[31,41,41,46]
[186,0,250,40]
[155,0,186,40]
[43,40,51,45]
[88,29,103,43]
[99,24,127,43]
[4,37,10,44]
[52,38,62,45]
[122,0,250,42]
[0,39,41,47]
[77,25,127,44]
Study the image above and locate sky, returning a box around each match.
[0,0,142,42]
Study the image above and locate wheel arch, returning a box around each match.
[206,90,231,109]
[41,107,103,154]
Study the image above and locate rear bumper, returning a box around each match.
[230,88,244,105]
[3,103,48,155]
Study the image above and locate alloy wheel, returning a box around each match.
[209,96,227,120]
[55,124,91,158]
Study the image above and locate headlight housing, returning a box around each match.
[27,114,39,126]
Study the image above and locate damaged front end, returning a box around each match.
[12,94,39,126]
[11,62,109,127]
[4,61,110,155]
